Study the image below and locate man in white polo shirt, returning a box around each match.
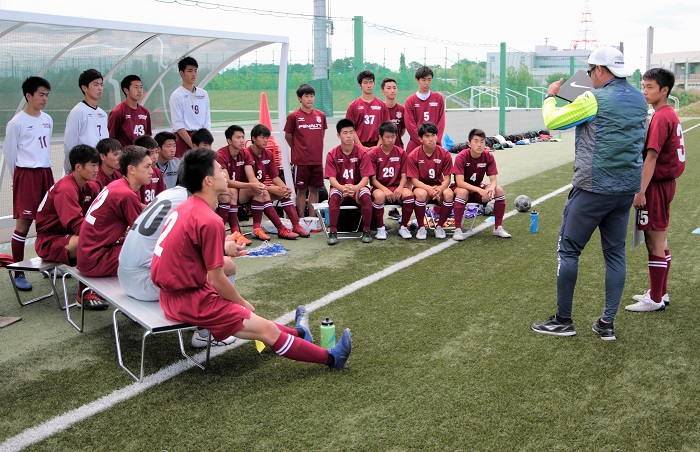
[169,56,211,158]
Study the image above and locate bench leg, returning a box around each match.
[177,330,211,370]
[62,273,84,332]
[113,308,144,382]
[8,267,59,307]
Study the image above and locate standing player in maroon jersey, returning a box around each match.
[77,146,151,281]
[404,66,446,153]
[284,84,327,219]
[94,138,123,191]
[626,68,686,312]
[452,128,511,241]
[324,119,375,245]
[3,76,54,291]
[346,70,390,150]
[381,77,406,149]
[108,75,152,147]
[368,122,413,240]
[134,135,166,205]
[151,148,352,369]
[406,122,453,240]
[238,124,304,240]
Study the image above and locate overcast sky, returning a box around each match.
[2,0,698,71]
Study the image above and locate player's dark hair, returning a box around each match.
[336,118,355,134]
[134,135,158,150]
[378,121,398,136]
[178,56,198,72]
[357,70,375,85]
[191,128,214,146]
[468,128,486,141]
[22,76,51,98]
[643,68,675,98]
[69,144,100,171]
[78,69,103,95]
[225,124,244,140]
[251,123,271,138]
[96,137,122,156]
[415,66,434,80]
[120,75,142,97]
[296,83,315,98]
[380,77,397,90]
[154,131,176,148]
[180,148,217,193]
[418,122,438,137]
[119,145,149,175]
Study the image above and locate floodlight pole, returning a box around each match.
[499,42,506,135]
[353,16,363,99]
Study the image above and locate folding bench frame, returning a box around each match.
[312,202,363,240]
[7,257,61,307]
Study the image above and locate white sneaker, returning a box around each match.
[434,226,446,239]
[625,298,666,312]
[191,329,237,348]
[632,289,670,306]
[416,227,427,240]
[375,226,387,240]
[398,225,412,239]
[493,226,512,238]
[452,228,465,241]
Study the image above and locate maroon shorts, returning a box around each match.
[294,164,324,189]
[13,167,54,219]
[35,234,73,265]
[453,183,487,203]
[638,179,676,231]
[77,245,121,277]
[175,130,195,159]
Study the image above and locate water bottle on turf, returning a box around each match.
[530,210,539,233]
[320,317,336,349]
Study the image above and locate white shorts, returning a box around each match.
[117,265,159,302]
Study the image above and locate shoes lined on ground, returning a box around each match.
[14,273,32,291]
[76,291,109,310]
[328,328,352,369]
[434,226,446,239]
[416,227,427,240]
[292,224,310,237]
[362,230,373,243]
[327,231,338,246]
[398,225,412,239]
[592,319,616,341]
[452,228,465,241]
[531,315,576,337]
[251,227,271,241]
[493,226,512,238]
[632,289,670,307]
[387,208,401,219]
[191,329,237,348]
[375,226,387,240]
[277,226,299,240]
[294,305,313,343]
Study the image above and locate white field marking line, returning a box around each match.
[1,183,572,451]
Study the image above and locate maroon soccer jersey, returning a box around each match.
[216,145,253,183]
[645,105,685,181]
[345,97,390,145]
[452,149,498,186]
[407,145,453,186]
[387,103,406,148]
[284,108,327,165]
[36,174,99,237]
[369,145,407,188]
[95,167,123,192]
[247,146,278,184]
[107,101,152,147]
[404,92,446,150]
[140,166,166,204]
[77,178,143,274]
[324,145,374,185]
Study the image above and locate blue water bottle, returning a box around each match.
[530,210,539,233]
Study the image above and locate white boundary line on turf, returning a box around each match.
[1,183,573,451]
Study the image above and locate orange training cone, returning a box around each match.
[259,92,273,130]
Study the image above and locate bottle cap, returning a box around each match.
[322,317,334,326]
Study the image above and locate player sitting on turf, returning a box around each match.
[324,118,375,245]
[369,121,413,240]
[134,135,167,206]
[151,148,352,368]
[154,131,180,189]
[452,128,511,240]
[406,122,454,240]
[94,137,123,191]
[238,124,306,240]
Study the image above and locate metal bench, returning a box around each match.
[7,257,61,307]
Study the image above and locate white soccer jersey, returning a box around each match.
[169,86,211,131]
[3,110,53,177]
[63,101,108,173]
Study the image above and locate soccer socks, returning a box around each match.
[251,200,265,229]
[216,203,230,225]
[401,196,415,227]
[493,196,506,228]
[271,331,328,364]
[228,205,239,232]
[453,197,467,230]
[274,322,300,337]
[11,229,27,263]
[438,202,453,228]
[414,200,426,228]
[663,249,671,296]
[281,198,300,226]
[372,202,385,228]
[648,255,667,303]
[358,189,372,231]
[328,190,342,232]
[263,202,284,230]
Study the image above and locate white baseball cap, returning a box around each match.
[587,46,633,78]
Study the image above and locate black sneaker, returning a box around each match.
[387,208,400,219]
[327,231,338,246]
[531,315,576,337]
[361,230,373,243]
[592,319,616,341]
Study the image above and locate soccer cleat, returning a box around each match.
[251,227,271,241]
[294,305,313,343]
[434,226,446,239]
[375,226,387,240]
[361,230,373,243]
[13,273,32,291]
[328,328,352,369]
[327,231,338,246]
[292,224,310,238]
[277,227,299,240]
[633,289,670,306]
[398,225,412,239]
[592,319,616,341]
[625,298,665,312]
[493,226,512,238]
[231,230,252,245]
[191,329,237,348]
[416,227,427,240]
[531,315,576,337]
[452,228,465,241]
[387,208,401,220]
[76,291,109,310]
